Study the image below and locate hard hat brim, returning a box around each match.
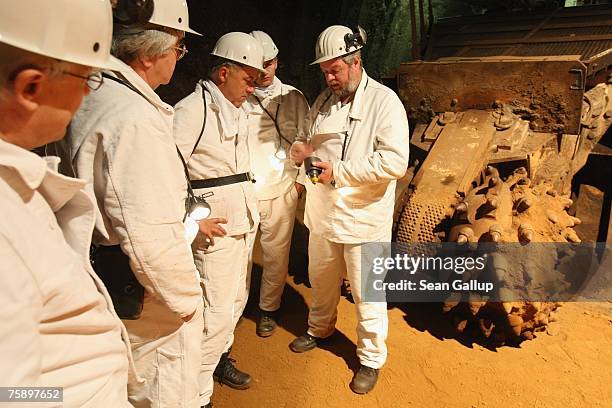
[149,23,202,36]
[310,55,334,65]
[210,52,266,73]
[186,27,203,36]
[310,49,357,65]
[238,60,267,74]
[0,36,128,72]
[263,50,279,62]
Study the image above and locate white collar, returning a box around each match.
[109,61,173,114]
[202,80,243,138]
[245,77,284,114]
[0,138,47,190]
[253,76,282,100]
[0,138,85,211]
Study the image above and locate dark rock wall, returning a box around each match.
[157,0,576,105]
[158,0,345,105]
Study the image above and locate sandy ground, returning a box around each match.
[212,232,612,408]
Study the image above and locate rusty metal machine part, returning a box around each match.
[396,110,497,247]
[394,4,611,345]
[442,166,581,344]
[398,57,586,134]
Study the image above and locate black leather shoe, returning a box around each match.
[289,333,318,353]
[256,310,278,337]
[213,352,252,390]
[349,365,379,394]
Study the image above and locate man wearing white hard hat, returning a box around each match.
[289,25,410,394]
[243,30,309,338]
[0,1,133,406]
[58,1,206,406]
[173,32,264,406]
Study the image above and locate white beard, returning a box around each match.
[332,69,360,100]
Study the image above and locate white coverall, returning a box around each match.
[63,64,204,408]
[0,139,132,407]
[173,80,259,406]
[298,71,409,369]
[244,76,309,312]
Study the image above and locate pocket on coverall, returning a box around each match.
[156,347,185,407]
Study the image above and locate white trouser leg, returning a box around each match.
[243,219,259,321]
[246,220,259,280]
[125,295,203,408]
[343,243,389,369]
[259,187,299,312]
[192,234,247,406]
[224,235,250,353]
[306,233,345,338]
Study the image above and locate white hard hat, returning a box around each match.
[311,25,367,65]
[0,0,123,71]
[149,0,201,36]
[249,30,278,61]
[211,32,265,72]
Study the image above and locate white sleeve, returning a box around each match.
[102,115,201,319]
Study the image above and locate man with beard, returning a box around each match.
[289,25,410,394]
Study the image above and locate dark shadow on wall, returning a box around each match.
[157,0,344,106]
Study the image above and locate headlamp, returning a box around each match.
[183,194,212,245]
[343,25,367,53]
[185,194,212,222]
[274,145,287,160]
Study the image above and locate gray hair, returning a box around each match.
[0,43,67,101]
[342,50,362,66]
[207,57,240,82]
[111,26,182,64]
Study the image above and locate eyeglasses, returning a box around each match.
[61,70,104,91]
[172,43,188,61]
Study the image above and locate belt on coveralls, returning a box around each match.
[190,172,256,189]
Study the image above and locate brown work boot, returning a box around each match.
[289,333,318,353]
[256,309,278,337]
[349,365,379,394]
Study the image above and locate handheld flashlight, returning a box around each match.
[304,156,323,184]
